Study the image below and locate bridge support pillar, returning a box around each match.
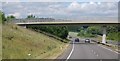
[23,25,26,28]
[102,26,107,44]
[21,25,26,28]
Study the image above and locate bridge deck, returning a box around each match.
[16,21,119,25]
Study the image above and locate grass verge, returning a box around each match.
[2,23,67,59]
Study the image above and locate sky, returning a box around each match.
[1,1,119,21]
[1,0,119,2]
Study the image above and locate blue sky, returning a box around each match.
[2,1,118,21]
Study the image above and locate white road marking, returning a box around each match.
[92,50,99,57]
[66,41,74,61]
[100,59,103,61]
[92,50,94,52]
[93,52,96,54]
[98,45,119,54]
[96,54,99,57]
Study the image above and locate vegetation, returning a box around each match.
[2,23,67,59]
[107,25,120,41]
[6,15,16,21]
[0,11,2,23]
[77,26,102,38]
[0,11,6,24]
[0,11,2,60]
[67,25,82,32]
[1,12,68,59]
[76,25,120,41]
[0,11,16,24]
[27,25,69,39]
[27,14,35,19]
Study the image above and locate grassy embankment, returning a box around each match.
[0,11,2,60]
[2,23,68,59]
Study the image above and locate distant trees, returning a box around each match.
[77,26,101,37]
[76,25,120,41]
[27,14,35,19]
[6,15,16,21]
[67,25,82,32]
[87,26,101,35]
[27,25,69,39]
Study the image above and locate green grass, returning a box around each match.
[0,11,2,60]
[0,11,2,24]
[0,25,1,60]
[2,23,67,59]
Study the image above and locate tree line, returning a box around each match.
[68,25,120,41]
[77,26,101,37]
[27,25,69,39]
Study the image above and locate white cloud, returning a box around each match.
[2,0,119,2]
[97,2,101,5]
[2,0,20,2]
[89,1,95,4]
[17,5,23,8]
[66,1,117,15]
[68,1,81,9]
[3,2,118,20]
[67,1,82,13]
[27,13,32,15]
[67,2,97,13]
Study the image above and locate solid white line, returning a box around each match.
[92,50,94,52]
[66,41,74,61]
[98,45,119,54]
[96,54,99,57]
[93,52,96,54]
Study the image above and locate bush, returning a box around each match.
[107,32,120,41]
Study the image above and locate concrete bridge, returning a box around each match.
[15,21,119,44]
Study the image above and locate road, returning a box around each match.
[57,38,119,61]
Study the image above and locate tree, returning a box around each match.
[87,26,101,35]
[1,12,6,24]
[78,26,101,37]
[27,25,69,39]
[0,11,2,23]
[107,25,120,41]
[27,14,35,19]
[7,15,16,20]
